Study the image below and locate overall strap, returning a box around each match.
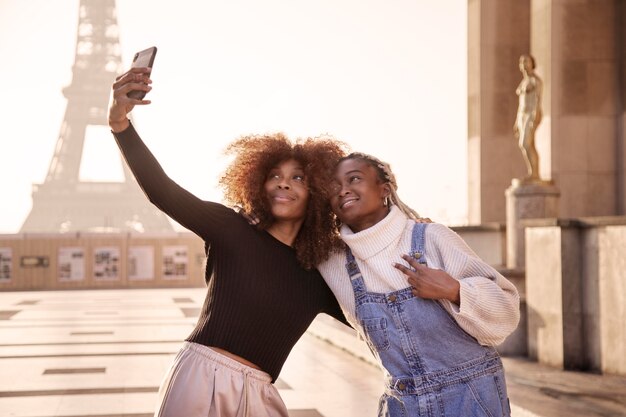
[344,247,367,297]
[410,222,428,265]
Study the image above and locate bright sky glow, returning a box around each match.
[0,0,467,233]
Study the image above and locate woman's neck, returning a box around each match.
[266,219,304,246]
[347,207,390,233]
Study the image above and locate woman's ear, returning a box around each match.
[381,183,392,199]
[380,183,392,207]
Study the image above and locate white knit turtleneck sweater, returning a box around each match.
[318,206,520,346]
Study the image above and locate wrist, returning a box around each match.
[109,118,130,133]
[449,281,461,305]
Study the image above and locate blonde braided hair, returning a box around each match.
[343,152,422,221]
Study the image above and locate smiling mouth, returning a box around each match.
[339,198,359,209]
[272,195,295,202]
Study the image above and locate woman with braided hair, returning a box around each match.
[317,152,520,416]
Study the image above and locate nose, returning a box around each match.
[277,178,291,190]
[337,183,351,197]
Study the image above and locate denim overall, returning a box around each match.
[346,223,511,417]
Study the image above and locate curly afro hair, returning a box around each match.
[220,132,349,270]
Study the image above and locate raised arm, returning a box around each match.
[108,67,233,239]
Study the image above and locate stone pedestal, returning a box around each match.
[505,179,560,269]
[524,219,585,370]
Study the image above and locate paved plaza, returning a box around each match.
[0,288,625,417]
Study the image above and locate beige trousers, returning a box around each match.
[155,342,289,417]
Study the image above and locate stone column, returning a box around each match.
[505,179,559,269]
[531,0,622,218]
[467,0,530,224]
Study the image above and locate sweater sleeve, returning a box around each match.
[323,293,352,328]
[427,224,520,346]
[112,122,236,241]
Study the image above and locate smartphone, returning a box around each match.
[128,46,157,100]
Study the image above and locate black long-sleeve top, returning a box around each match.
[113,122,347,381]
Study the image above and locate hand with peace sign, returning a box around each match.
[393,254,461,305]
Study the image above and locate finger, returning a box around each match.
[413,262,428,272]
[128,72,151,84]
[130,98,151,106]
[115,66,152,82]
[113,73,152,90]
[129,66,152,75]
[407,276,419,287]
[403,255,430,273]
[113,82,147,97]
[401,254,422,270]
[114,69,152,85]
[115,82,152,99]
[393,262,415,277]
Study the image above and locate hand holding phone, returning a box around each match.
[127,46,157,100]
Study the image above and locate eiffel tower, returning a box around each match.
[20,0,173,233]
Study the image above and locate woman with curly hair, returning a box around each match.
[108,66,348,417]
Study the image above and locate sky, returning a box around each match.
[0,0,468,233]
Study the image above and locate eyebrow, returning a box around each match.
[344,169,364,175]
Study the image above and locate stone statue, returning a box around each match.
[514,54,543,182]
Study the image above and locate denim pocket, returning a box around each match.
[361,317,390,352]
[466,372,509,417]
[438,370,511,417]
